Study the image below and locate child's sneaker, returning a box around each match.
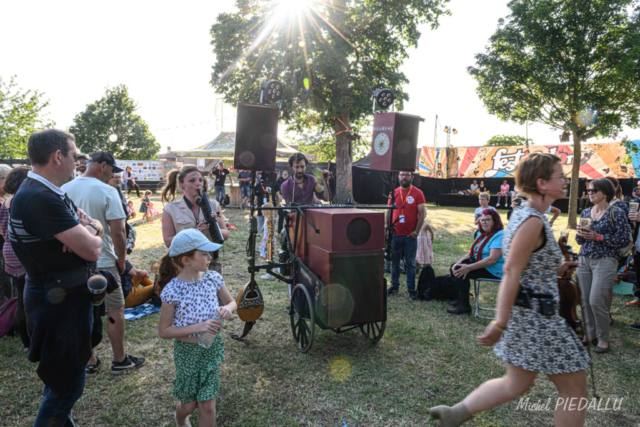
[174,412,192,427]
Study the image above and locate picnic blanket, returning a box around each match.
[124,303,161,321]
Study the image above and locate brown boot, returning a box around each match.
[429,403,472,426]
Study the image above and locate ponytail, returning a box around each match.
[161,165,205,204]
[161,170,180,203]
[156,249,197,293]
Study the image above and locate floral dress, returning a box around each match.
[494,206,590,374]
[416,222,434,265]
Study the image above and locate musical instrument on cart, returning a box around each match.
[236,199,390,353]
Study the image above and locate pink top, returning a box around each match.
[0,203,26,277]
[500,184,510,194]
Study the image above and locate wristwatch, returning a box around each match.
[87,222,101,237]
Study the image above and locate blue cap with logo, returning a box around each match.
[168,229,222,257]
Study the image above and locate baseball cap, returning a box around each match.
[169,229,222,257]
[88,151,124,173]
[77,153,88,159]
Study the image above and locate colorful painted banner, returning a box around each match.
[418,141,639,179]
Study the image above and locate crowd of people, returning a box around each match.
[2,130,639,427]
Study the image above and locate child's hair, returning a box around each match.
[145,190,152,196]
[157,249,197,292]
[127,200,133,206]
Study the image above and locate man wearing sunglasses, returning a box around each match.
[76,153,88,176]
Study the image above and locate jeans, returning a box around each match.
[215,185,225,204]
[496,192,509,206]
[34,370,86,427]
[241,185,251,199]
[391,235,418,291]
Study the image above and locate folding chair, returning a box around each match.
[473,277,501,319]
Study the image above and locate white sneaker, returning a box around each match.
[261,274,274,280]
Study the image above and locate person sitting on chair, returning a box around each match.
[447,209,505,315]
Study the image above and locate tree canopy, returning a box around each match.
[210,0,449,202]
[485,135,531,146]
[0,76,54,159]
[69,85,160,160]
[469,0,640,227]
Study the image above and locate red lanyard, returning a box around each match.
[397,186,413,215]
[261,185,268,200]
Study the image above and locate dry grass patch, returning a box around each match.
[1,201,639,426]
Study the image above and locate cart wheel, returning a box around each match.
[359,321,386,343]
[290,284,315,353]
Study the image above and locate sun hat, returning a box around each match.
[169,229,222,257]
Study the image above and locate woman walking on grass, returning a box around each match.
[430,153,590,427]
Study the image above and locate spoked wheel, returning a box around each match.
[359,321,386,343]
[289,284,315,353]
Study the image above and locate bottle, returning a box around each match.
[198,316,224,349]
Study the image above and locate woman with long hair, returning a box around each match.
[430,153,589,427]
[447,208,505,315]
[162,165,229,273]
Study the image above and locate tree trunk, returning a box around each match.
[333,113,353,204]
[567,133,581,228]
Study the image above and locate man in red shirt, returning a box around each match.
[386,171,426,299]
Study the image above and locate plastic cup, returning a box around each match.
[87,275,108,306]
[580,218,591,229]
[630,202,639,212]
[560,231,570,239]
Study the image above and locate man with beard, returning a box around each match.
[386,171,426,299]
[280,153,330,205]
[75,153,88,177]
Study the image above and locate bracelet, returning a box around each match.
[413,231,419,236]
[117,260,125,266]
[491,320,506,332]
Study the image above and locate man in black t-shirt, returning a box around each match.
[10,129,104,426]
[210,162,234,205]
[254,171,280,279]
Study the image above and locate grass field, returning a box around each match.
[1,197,639,426]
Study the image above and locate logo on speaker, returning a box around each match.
[374,133,390,156]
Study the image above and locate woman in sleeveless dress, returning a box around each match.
[430,153,590,427]
[161,165,229,273]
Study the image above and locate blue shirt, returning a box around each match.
[473,229,505,278]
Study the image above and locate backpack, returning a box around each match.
[417,269,458,301]
[0,297,18,338]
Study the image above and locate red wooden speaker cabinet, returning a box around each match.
[370,112,424,172]
[234,102,279,171]
[305,246,385,327]
[304,208,384,252]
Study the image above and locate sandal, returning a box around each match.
[86,357,101,374]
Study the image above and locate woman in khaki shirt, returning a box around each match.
[161,165,229,272]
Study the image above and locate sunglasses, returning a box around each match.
[78,161,88,165]
[587,188,598,194]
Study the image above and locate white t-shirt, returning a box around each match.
[62,176,126,268]
[160,270,224,338]
[475,205,496,218]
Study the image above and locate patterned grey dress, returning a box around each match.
[494,206,590,375]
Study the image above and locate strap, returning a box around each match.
[230,321,256,340]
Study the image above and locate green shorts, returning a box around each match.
[173,336,225,403]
